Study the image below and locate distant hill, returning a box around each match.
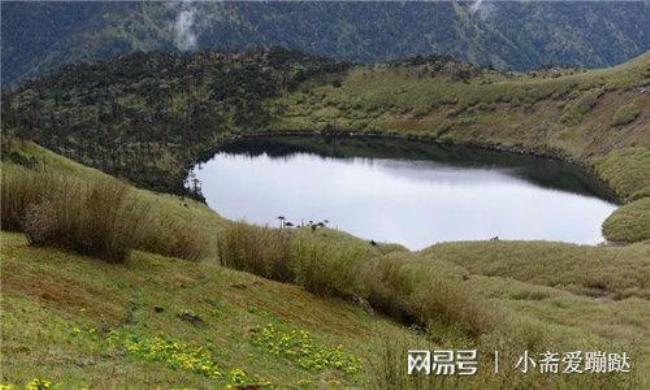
[2,1,650,86]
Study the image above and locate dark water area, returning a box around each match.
[191,136,618,250]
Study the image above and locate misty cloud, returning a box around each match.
[172,2,198,51]
[470,0,496,20]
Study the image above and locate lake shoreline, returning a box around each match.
[194,136,617,248]
[187,128,621,206]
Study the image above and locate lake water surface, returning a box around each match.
[192,137,617,250]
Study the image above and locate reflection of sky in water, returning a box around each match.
[195,152,617,250]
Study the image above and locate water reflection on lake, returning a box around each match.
[192,137,617,250]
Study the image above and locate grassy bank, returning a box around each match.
[2,141,225,261]
[0,231,405,388]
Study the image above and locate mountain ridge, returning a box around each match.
[3,1,650,86]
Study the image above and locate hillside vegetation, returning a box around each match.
[1,49,650,387]
[273,51,650,243]
[1,48,347,195]
[3,1,650,84]
[2,136,650,388]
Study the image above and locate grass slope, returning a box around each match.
[3,142,650,388]
[0,231,410,388]
[272,51,650,243]
[2,141,226,260]
[2,53,650,388]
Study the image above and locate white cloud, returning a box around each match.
[172,2,198,51]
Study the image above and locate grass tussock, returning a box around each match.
[362,254,495,337]
[1,165,209,262]
[20,173,149,262]
[218,222,494,338]
[140,217,210,262]
[292,235,367,297]
[596,148,650,202]
[217,223,295,282]
[612,103,642,126]
[1,164,47,231]
[603,198,650,243]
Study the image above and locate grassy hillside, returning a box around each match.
[1,141,226,260]
[274,52,650,160]
[2,140,650,388]
[2,51,650,387]
[1,231,407,388]
[273,51,650,243]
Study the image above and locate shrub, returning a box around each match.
[560,88,603,125]
[611,104,641,126]
[140,216,209,261]
[217,222,294,282]
[362,254,495,336]
[292,236,367,297]
[23,174,150,262]
[2,165,210,262]
[1,164,49,231]
[217,223,497,339]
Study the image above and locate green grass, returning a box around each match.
[419,241,650,300]
[4,228,648,388]
[275,51,649,135]
[0,232,413,388]
[612,103,642,127]
[603,199,650,244]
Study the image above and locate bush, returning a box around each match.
[560,88,603,125]
[1,164,48,231]
[2,165,211,262]
[362,254,495,336]
[292,236,367,297]
[217,222,495,339]
[217,222,294,282]
[611,104,641,126]
[22,173,150,262]
[141,216,209,261]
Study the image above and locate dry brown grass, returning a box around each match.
[2,164,209,262]
[217,222,295,281]
[21,173,150,262]
[140,216,210,262]
[1,164,50,231]
[217,222,496,339]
